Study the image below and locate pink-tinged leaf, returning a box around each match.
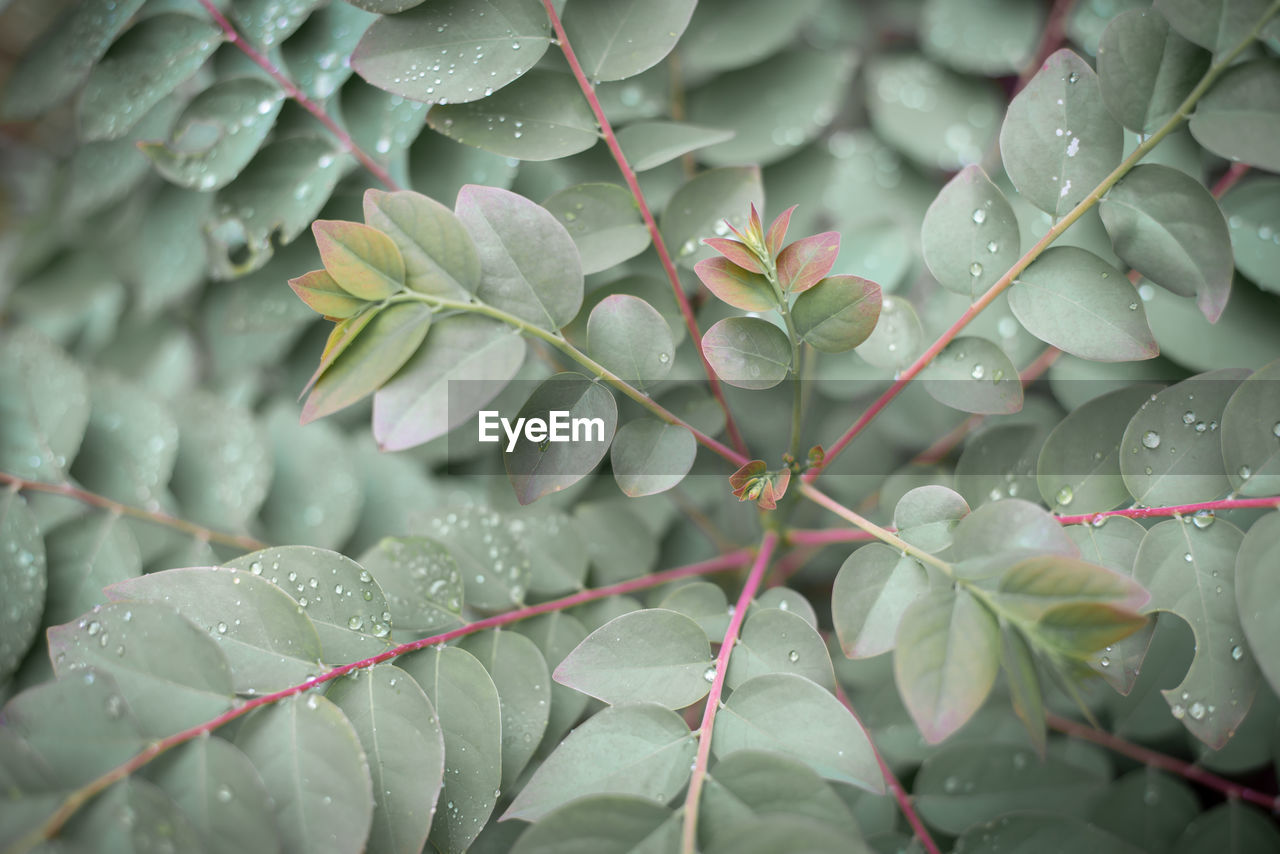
[301,302,432,423]
[702,237,764,273]
[765,204,797,258]
[776,231,840,294]
[693,256,776,311]
[302,309,379,398]
[312,219,405,300]
[288,269,366,319]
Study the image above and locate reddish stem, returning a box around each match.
[193,0,401,191]
[786,527,879,548]
[1057,496,1280,526]
[0,471,266,552]
[681,532,780,853]
[834,682,943,854]
[20,548,755,847]
[1046,713,1280,812]
[1014,0,1078,94]
[539,0,750,461]
[1210,163,1250,198]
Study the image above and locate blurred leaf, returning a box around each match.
[1096,9,1210,133]
[358,537,463,633]
[1089,768,1199,852]
[1140,278,1280,371]
[236,694,374,854]
[327,664,445,854]
[894,484,970,552]
[283,2,375,100]
[704,816,862,854]
[678,0,823,76]
[562,0,696,82]
[0,330,90,483]
[922,165,1021,299]
[610,418,696,497]
[1173,800,1280,853]
[616,121,734,171]
[1188,60,1280,172]
[726,607,834,691]
[659,166,763,268]
[712,672,882,791]
[232,0,322,46]
[509,795,673,854]
[702,317,791,390]
[1000,49,1123,217]
[1009,246,1157,362]
[72,372,179,509]
[428,70,597,161]
[954,423,1042,509]
[0,491,45,683]
[921,0,1042,75]
[457,184,584,329]
[832,544,928,660]
[1001,627,1047,755]
[701,751,859,845]
[857,294,924,370]
[43,514,139,627]
[1134,518,1258,748]
[554,608,713,708]
[1221,358,1280,495]
[586,294,673,387]
[108,567,324,693]
[459,630,551,788]
[544,183,649,274]
[502,703,696,822]
[921,336,1023,414]
[1236,513,1280,697]
[61,776,202,853]
[168,391,272,534]
[1220,176,1280,295]
[67,95,183,218]
[398,645,502,853]
[352,0,551,103]
[504,373,618,504]
[1154,0,1274,53]
[113,185,212,317]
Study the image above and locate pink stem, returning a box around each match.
[834,682,943,854]
[539,0,750,463]
[1057,496,1280,526]
[1210,163,1250,198]
[193,0,402,191]
[786,527,879,548]
[24,548,755,845]
[681,532,780,853]
[1046,713,1280,812]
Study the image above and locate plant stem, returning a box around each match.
[1057,496,1280,525]
[806,4,1280,486]
[12,548,755,852]
[786,527,879,548]
[681,532,780,854]
[779,303,805,461]
[538,0,750,459]
[1046,713,1280,812]
[1015,0,1078,93]
[798,482,952,576]
[833,682,943,854]
[192,0,401,191]
[0,471,267,552]
[399,292,749,466]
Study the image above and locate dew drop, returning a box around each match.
[348,615,364,630]
[986,240,998,253]
[787,650,799,663]
[969,261,983,277]
[1239,465,1252,480]
[216,785,233,803]
[1056,485,1074,506]
[217,621,228,633]
[702,666,716,683]
[971,208,987,224]
[1231,645,1244,661]
[1141,430,1161,449]
[1067,71,1080,83]
[1191,510,1215,529]
[970,364,985,379]
[1188,701,1206,720]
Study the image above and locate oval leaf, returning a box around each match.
[702,317,791,390]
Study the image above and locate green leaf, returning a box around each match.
[952,499,1078,580]
[1000,49,1123,217]
[1119,369,1246,506]
[113,185,212,317]
[712,672,883,791]
[678,0,823,75]
[916,744,1109,835]
[48,600,233,735]
[509,795,673,854]
[457,184,584,329]
[704,816,863,854]
[419,504,531,612]
[77,13,223,141]
[865,54,1004,171]
[61,777,203,853]
[894,484,970,552]
[610,418,696,497]
[702,317,791,390]
[894,588,1001,742]
[562,0,696,82]
[1096,9,1210,133]
[352,0,551,104]
[1090,768,1199,852]
[1032,601,1149,657]
[1134,518,1258,748]
[954,423,1043,510]
[615,121,735,171]
[921,336,1023,414]
[43,514,139,627]
[302,303,433,423]
[363,188,481,298]
[857,294,924,369]
[1009,246,1158,362]
[0,0,147,120]
[502,703,696,822]
[312,219,406,299]
[148,735,281,854]
[832,544,929,660]
[587,294,674,388]
[226,546,394,664]
[289,269,368,318]
[995,555,1148,622]
[1140,276,1280,371]
[922,165,1021,299]
[0,329,90,483]
[1001,627,1047,755]
[701,751,859,845]
[1174,800,1280,854]
[358,537,463,633]
[67,95,183,219]
[512,612,591,747]
[235,694,374,854]
[1099,164,1233,322]
[693,257,776,312]
[1154,0,1274,53]
[554,608,713,708]
[427,70,598,160]
[921,0,1042,74]
[107,567,325,693]
[519,512,590,598]
[459,630,551,787]
[283,2,376,100]
[1037,384,1160,514]
[373,314,526,451]
[140,79,285,192]
[1221,359,1280,495]
[1189,59,1280,172]
[726,607,835,691]
[73,373,179,509]
[659,166,763,268]
[659,582,730,639]
[1221,176,1280,295]
[544,183,649,275]
[504,372,618,504]
[686,50,856,167]
[792,275,883,354]
[1236,513,1280,697]
[232,0,322,46]
[327,664,445,854]
[397,645,502,854]
[0,491,45,683]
